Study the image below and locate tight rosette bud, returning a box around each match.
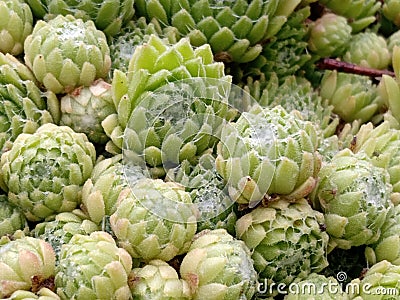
[311,149,393,250]
[342,32,391,70]
[320,70,383,124]
[60,79,116,145]
[129,260,191,299]
[0,123,96,222]
[236,198,329,296]
[308,13,352,57]
[180,229,258,300]
[110,179,198,262]
[24,14,111,94]
[317,0,381,32]
[55,231,132,300]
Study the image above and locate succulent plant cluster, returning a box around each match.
[3,1,400,300]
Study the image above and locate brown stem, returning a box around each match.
[317,58,395,78]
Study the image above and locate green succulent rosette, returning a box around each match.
[120,77,240,178]
[0,0,33,56]
[0,235,56,298]
[166,152,237,235]
[60,79,116,145]
[349,260,400,299]
[240,6,312,83]
[55,231,132,300]
[216,105,321,207]
[25,0,135,38]
[44,0,135,37]
[32,210,99,263]
[24,14,111,94]
[236,198,329,296]
[320,70,384,124]
[180,228,258,300]
[241,73,339,138]
[307,13,352,58]
[283,273,350,300]
[129,259,191,299]
[311,149,393,251]
[109,17,180,74]
[345,121,400,198]
[102,34,232,155]
[318,0,381,33]
[135,0,302,63]
[0,194,28,237]
[110,178,198,262]
[0,123,96,222]
[342,32,391,70]
[0,52,55,155]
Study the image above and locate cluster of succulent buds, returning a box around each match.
[3,0,400,299]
